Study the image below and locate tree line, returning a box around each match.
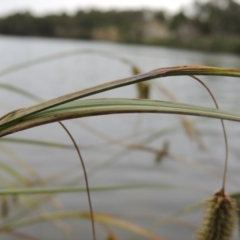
[0,0,240,53]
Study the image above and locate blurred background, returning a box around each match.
[1,0,240,54]
[0,0,240,240]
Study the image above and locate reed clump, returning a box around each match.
[196,189,237,240]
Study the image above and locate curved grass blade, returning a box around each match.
[0,49,138,78]
[1,66,240,126]
[1,98,240,137]
[0,183,179,196]
[0,137,73,149]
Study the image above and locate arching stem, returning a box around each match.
[190,75,228,194]
[58,121,96,240]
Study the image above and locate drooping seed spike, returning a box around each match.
[196,189,237,240]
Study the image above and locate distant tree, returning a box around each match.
[170,10,189,30]
[0,12,36,35]
[155,11,166,22]
[0,0,240,53]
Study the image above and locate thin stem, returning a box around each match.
[190,75,228,193]
[58,122,96,240]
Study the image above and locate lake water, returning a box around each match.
[0,35,240,239]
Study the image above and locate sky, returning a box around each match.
[0,0,205,16]
[1,0,240,16]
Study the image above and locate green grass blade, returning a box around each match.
[0,137,73,149]
[0,49,137,78]
[0,183,178,195]
[0,98,240,137]
[1,66,240,126]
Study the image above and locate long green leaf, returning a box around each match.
[0,183,178,195]
[1,66,240,127]
[0,98,240,137]
[0,137,73,149]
